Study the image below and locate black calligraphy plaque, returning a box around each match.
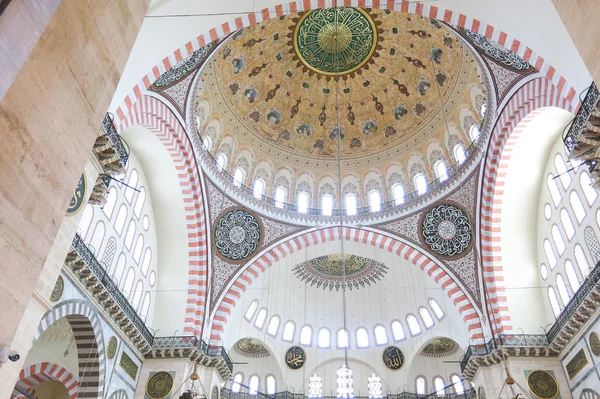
[285,346,306,370]
[382,346,404,370]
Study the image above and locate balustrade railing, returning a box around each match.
[220,388,476,399]
[102,113,130,167]
[71,235,233,372]
[461,259,600,372]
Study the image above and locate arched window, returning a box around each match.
[369,190,381,212]
[434,377,445,396]
[122,267,135,297]
[244,300,258,320]
[275,187,286,208]
[77,206,94,238]
[89,222,106,255]
[453,145,466,164]
[548,287,561,317]
[575,244,590,278]
[337,329,349,348]
[544,239,557,268]
[216,153,227,170]
[560,209,575,240]
[249,375,259,395]
[308,374,323,399]
[267,316,280,336]
[392,184,405,205]
[346,194,357,216]
[140,292,151,321]
[103,187,117,218]
[391,321,405,341]
[232,374,243,393]
[124,220,136,249]
[203,136,212,151]
[580,172,598,205]
[356,327,369,348]
[300,325,312,345]
[374,325,388,345]
[540,264,548,280]
[407,315,421,336]
[125,169,138,203]
[298,192,309,214]
[113,253,126,282]
[434,161,448,182]
[322,194,333,216]
[114,204,127,235]
[253,179,265,199]
[133,235,144,263]
[149,270,156,287]
[429,299,445,319]
[551,225,566,255]
[554,154,571,189]
[233,168,245,187]
[544,204,552,220]
[416,377,426,395]
[368,374,383,399]
[101,238,117,270]
[266,376,276,395]
[565,260,581,292]
[556,274,570,305]
[318,328,330,348]
[570,191,586,223]
[469,125,480,141]
[282,321,295,342]
[419,307,435,328]
[547,175,562,206]
[134,187,146,218]
[451,375,464,395]
[254,308,267,329]
[132,280,143,310]
[141,248,152,276]
[481,103,487,118]
[415,174,427,195]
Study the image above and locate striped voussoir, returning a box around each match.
[35,301,105,399]
[113,0,578,132]
[210,227,484,345]
[108,389,129,399]
[116,95,208,337]
[11,362,78,399]
[479,77,577,336]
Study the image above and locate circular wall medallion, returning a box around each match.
[382,346,404,370]
[421,203,472,257]
[527,370,559,399]
[478,387,486,399]
[214,209,262,261]
[590,332,600,356]
[49,276,64,302]
[285,346,306,370]
[146,371,174,399]
[212,385,220,399]
[107,336,118,360]
[293,7,377,75]
[66,173,86,215]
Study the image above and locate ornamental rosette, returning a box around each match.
[421,204,472,257]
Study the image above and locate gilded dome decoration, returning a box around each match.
[420,337,458,357]
[235,338,270,357]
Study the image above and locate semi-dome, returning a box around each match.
[192,7,490,216]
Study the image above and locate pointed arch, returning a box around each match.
[11,362,78,399]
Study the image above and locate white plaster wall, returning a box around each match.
[500,107,573,332]
[108,0,591,114]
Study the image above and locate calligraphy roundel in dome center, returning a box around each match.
[420,203,473,258]
[293,7,379,75]
[214,209,262,262]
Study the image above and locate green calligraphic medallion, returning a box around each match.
[285,346,306,370]
[107,336,118,360]
[49,276,64,302]
[293,7,377,75]
[146,371,174,399]
[66,173,86,215]
[589,332,600,356]
[527,370,559,399]
[382,346,404,370]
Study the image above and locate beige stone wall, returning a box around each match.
[552,0,600,85]
[0,0,148,392]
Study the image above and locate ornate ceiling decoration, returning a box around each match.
[420,203,473,258]
[420,337,458,357]
[526,370,559,399]
[293,253,388,290]
[214,209,262,262]
[235,338,270,357]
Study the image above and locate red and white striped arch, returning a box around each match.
[210,227,484,345]
[113,0,579,127]
[479,77,576,336]
[117,95,208,336]
[11,362,78,399]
